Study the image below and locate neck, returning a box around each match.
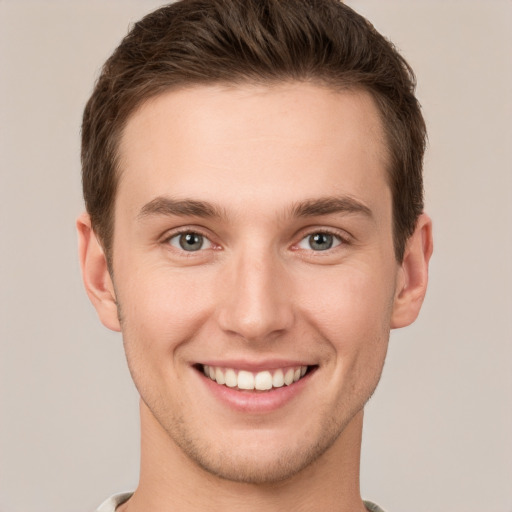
[121,401,367,512]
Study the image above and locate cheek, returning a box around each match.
[117,267,215,358]
[116,270,215,407]
[296,262,396,389]
[299,263,396,338]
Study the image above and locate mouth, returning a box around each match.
[198,364,314,392]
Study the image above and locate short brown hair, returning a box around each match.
[81,0,426,264]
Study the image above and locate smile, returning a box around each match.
[202,365,309,391]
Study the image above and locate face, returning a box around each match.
[110,83,401,483]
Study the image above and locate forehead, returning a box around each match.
[116,82,390,219]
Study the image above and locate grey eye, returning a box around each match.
[298,232,341,251]
[168,232,212,252]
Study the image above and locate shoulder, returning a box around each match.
[95,494,383,512]
[95,492,133,512]
[364,500,388,512]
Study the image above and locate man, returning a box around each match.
[77,0,433,510]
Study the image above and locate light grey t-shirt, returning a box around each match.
[96,492,387,511]
[96,493,132,511]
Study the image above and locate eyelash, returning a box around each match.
[162,227,350,255]
[164,228,216,254]
[294,229,349,252]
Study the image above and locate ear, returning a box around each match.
[77,212,121,332]
[391,213,433,329]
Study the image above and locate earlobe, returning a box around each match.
[391,213,433,329]
[76,213,121,332]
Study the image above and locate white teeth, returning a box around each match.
[225,369,237,388]
[238,370,255,390]
[272,369,284,388]
[254,371,273,390]
[215,367,225,385]
[202,365,309,391]
[284,368,295,386]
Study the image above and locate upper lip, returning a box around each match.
[196,359,315,372]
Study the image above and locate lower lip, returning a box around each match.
[197,369,314,413]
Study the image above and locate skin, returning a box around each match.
[78,82,432,512]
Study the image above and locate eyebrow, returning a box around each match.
[137,195,373,221]
[290,196,373,219]
[138,196,225,220]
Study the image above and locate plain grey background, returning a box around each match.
[1,1,511,511]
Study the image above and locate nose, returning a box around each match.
[216,248,294,343]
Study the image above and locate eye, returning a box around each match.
[167,232,213,252]
[297,232,343,251]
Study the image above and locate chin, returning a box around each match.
[182,440,327,485]
[161,410,352,485]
